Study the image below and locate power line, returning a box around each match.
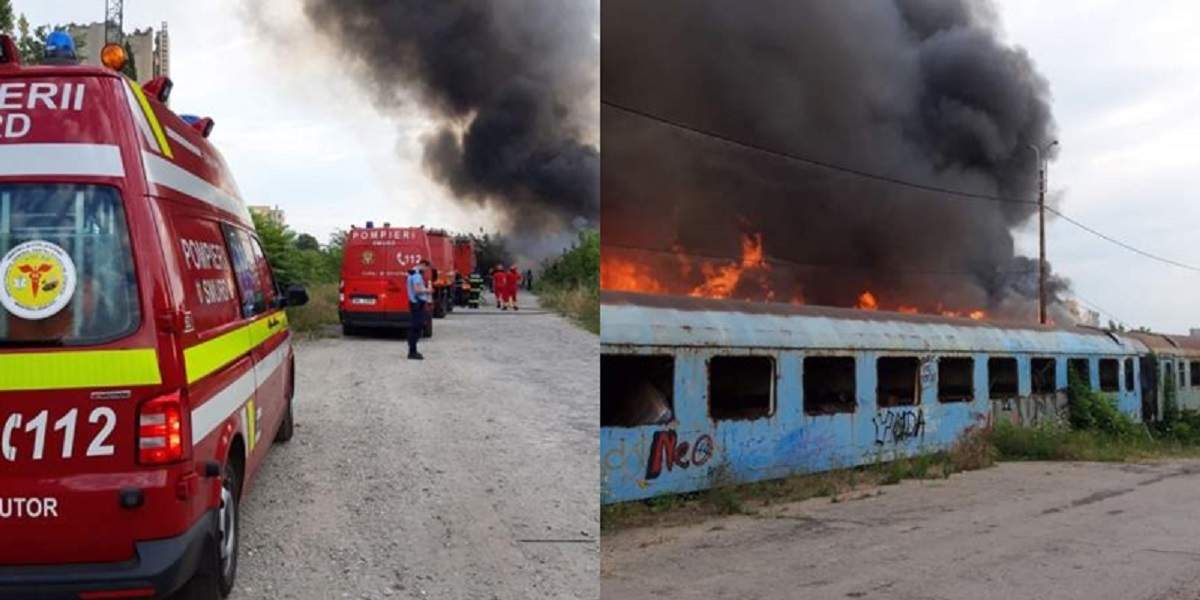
[602,98,1035,207]
[1045,206,1200,273]
[602,242,1036,277]
[603,98,1200,274]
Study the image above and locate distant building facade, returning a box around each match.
[249,205,286,226]
[66,21,169,84]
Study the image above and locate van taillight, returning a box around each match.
[138,392,187,465]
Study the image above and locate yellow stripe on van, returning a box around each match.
[245,397,257,451]
[183,311,288,384]
[248,311,288,348]
[0,348,161,391]
[126,77,174,159]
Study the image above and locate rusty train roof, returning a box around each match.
[1125,331,1200,356]
[603,291,1100,334]
[601,291,1146,355]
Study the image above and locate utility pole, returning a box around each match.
[1028,140,1058,325]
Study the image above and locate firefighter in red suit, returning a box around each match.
[492,265,508,309]
[506,266,523,311]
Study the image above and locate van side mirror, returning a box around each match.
[285,285,309,307]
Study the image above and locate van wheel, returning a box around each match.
[274,398,295,443]
[173,460,240,600]
[215,460,242,596]
[341,323,358,337]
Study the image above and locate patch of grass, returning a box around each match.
[537,284,599,333]
[988,418,1200,462]
[705,484,748,515]
[285,282,340,337]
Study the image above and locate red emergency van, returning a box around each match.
[338,223,434,337]
[0,37,307,598]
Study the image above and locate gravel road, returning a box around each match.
[603,460,1200,600]
[233,293,598,600]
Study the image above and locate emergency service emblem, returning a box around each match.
[0,240,77,320]
[361,250,375,265]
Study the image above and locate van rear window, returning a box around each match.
[0,184,139,345]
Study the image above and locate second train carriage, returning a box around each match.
[601,291,1146,504]
[1127,332,1200,420]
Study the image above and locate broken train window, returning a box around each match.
[601,354,674,427]
[804,356,856,415]
[709,355,775,421]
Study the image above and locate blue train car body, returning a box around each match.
[601,292,1145,504]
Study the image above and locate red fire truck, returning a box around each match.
[426,228,457,318]
[452,237,476,307]
[0,36,308,598]
[339,223,441,336]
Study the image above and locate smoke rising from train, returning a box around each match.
[299,0,599,239]
[602,0,1071,321]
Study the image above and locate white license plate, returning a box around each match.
[351,298,376,305]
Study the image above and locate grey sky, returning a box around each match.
[1001,0,1200,332]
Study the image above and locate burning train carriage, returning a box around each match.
[1126,332,1200,420]
[600,291,1145,504]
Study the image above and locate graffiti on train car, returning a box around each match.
[873,408,926,445]
[992,393,1068,426]
[645,430,715,480]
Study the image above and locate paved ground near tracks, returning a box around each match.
[603,460,1200,600]
[232,293,598,600]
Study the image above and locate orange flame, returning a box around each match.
[600,234,994,321]
[601,256,665,294]
[856,291,878,311]
[690,233,768,299]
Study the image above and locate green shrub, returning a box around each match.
[536,229,599,333]
[285,282,340,336]
[1067,367,1139,439]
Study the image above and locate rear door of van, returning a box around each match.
[0,74,187,565]
[343,229,412,317]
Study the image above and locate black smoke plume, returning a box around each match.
[603,0,1071,321]
[301,0,599,236]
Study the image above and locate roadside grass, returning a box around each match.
[285,282,340,338]
[538,284,599,334]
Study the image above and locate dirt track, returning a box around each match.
[233,293,598,599]
[603,460,1200,600]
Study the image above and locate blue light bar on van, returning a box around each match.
[180,114,216,138]
[45,31,77,60]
